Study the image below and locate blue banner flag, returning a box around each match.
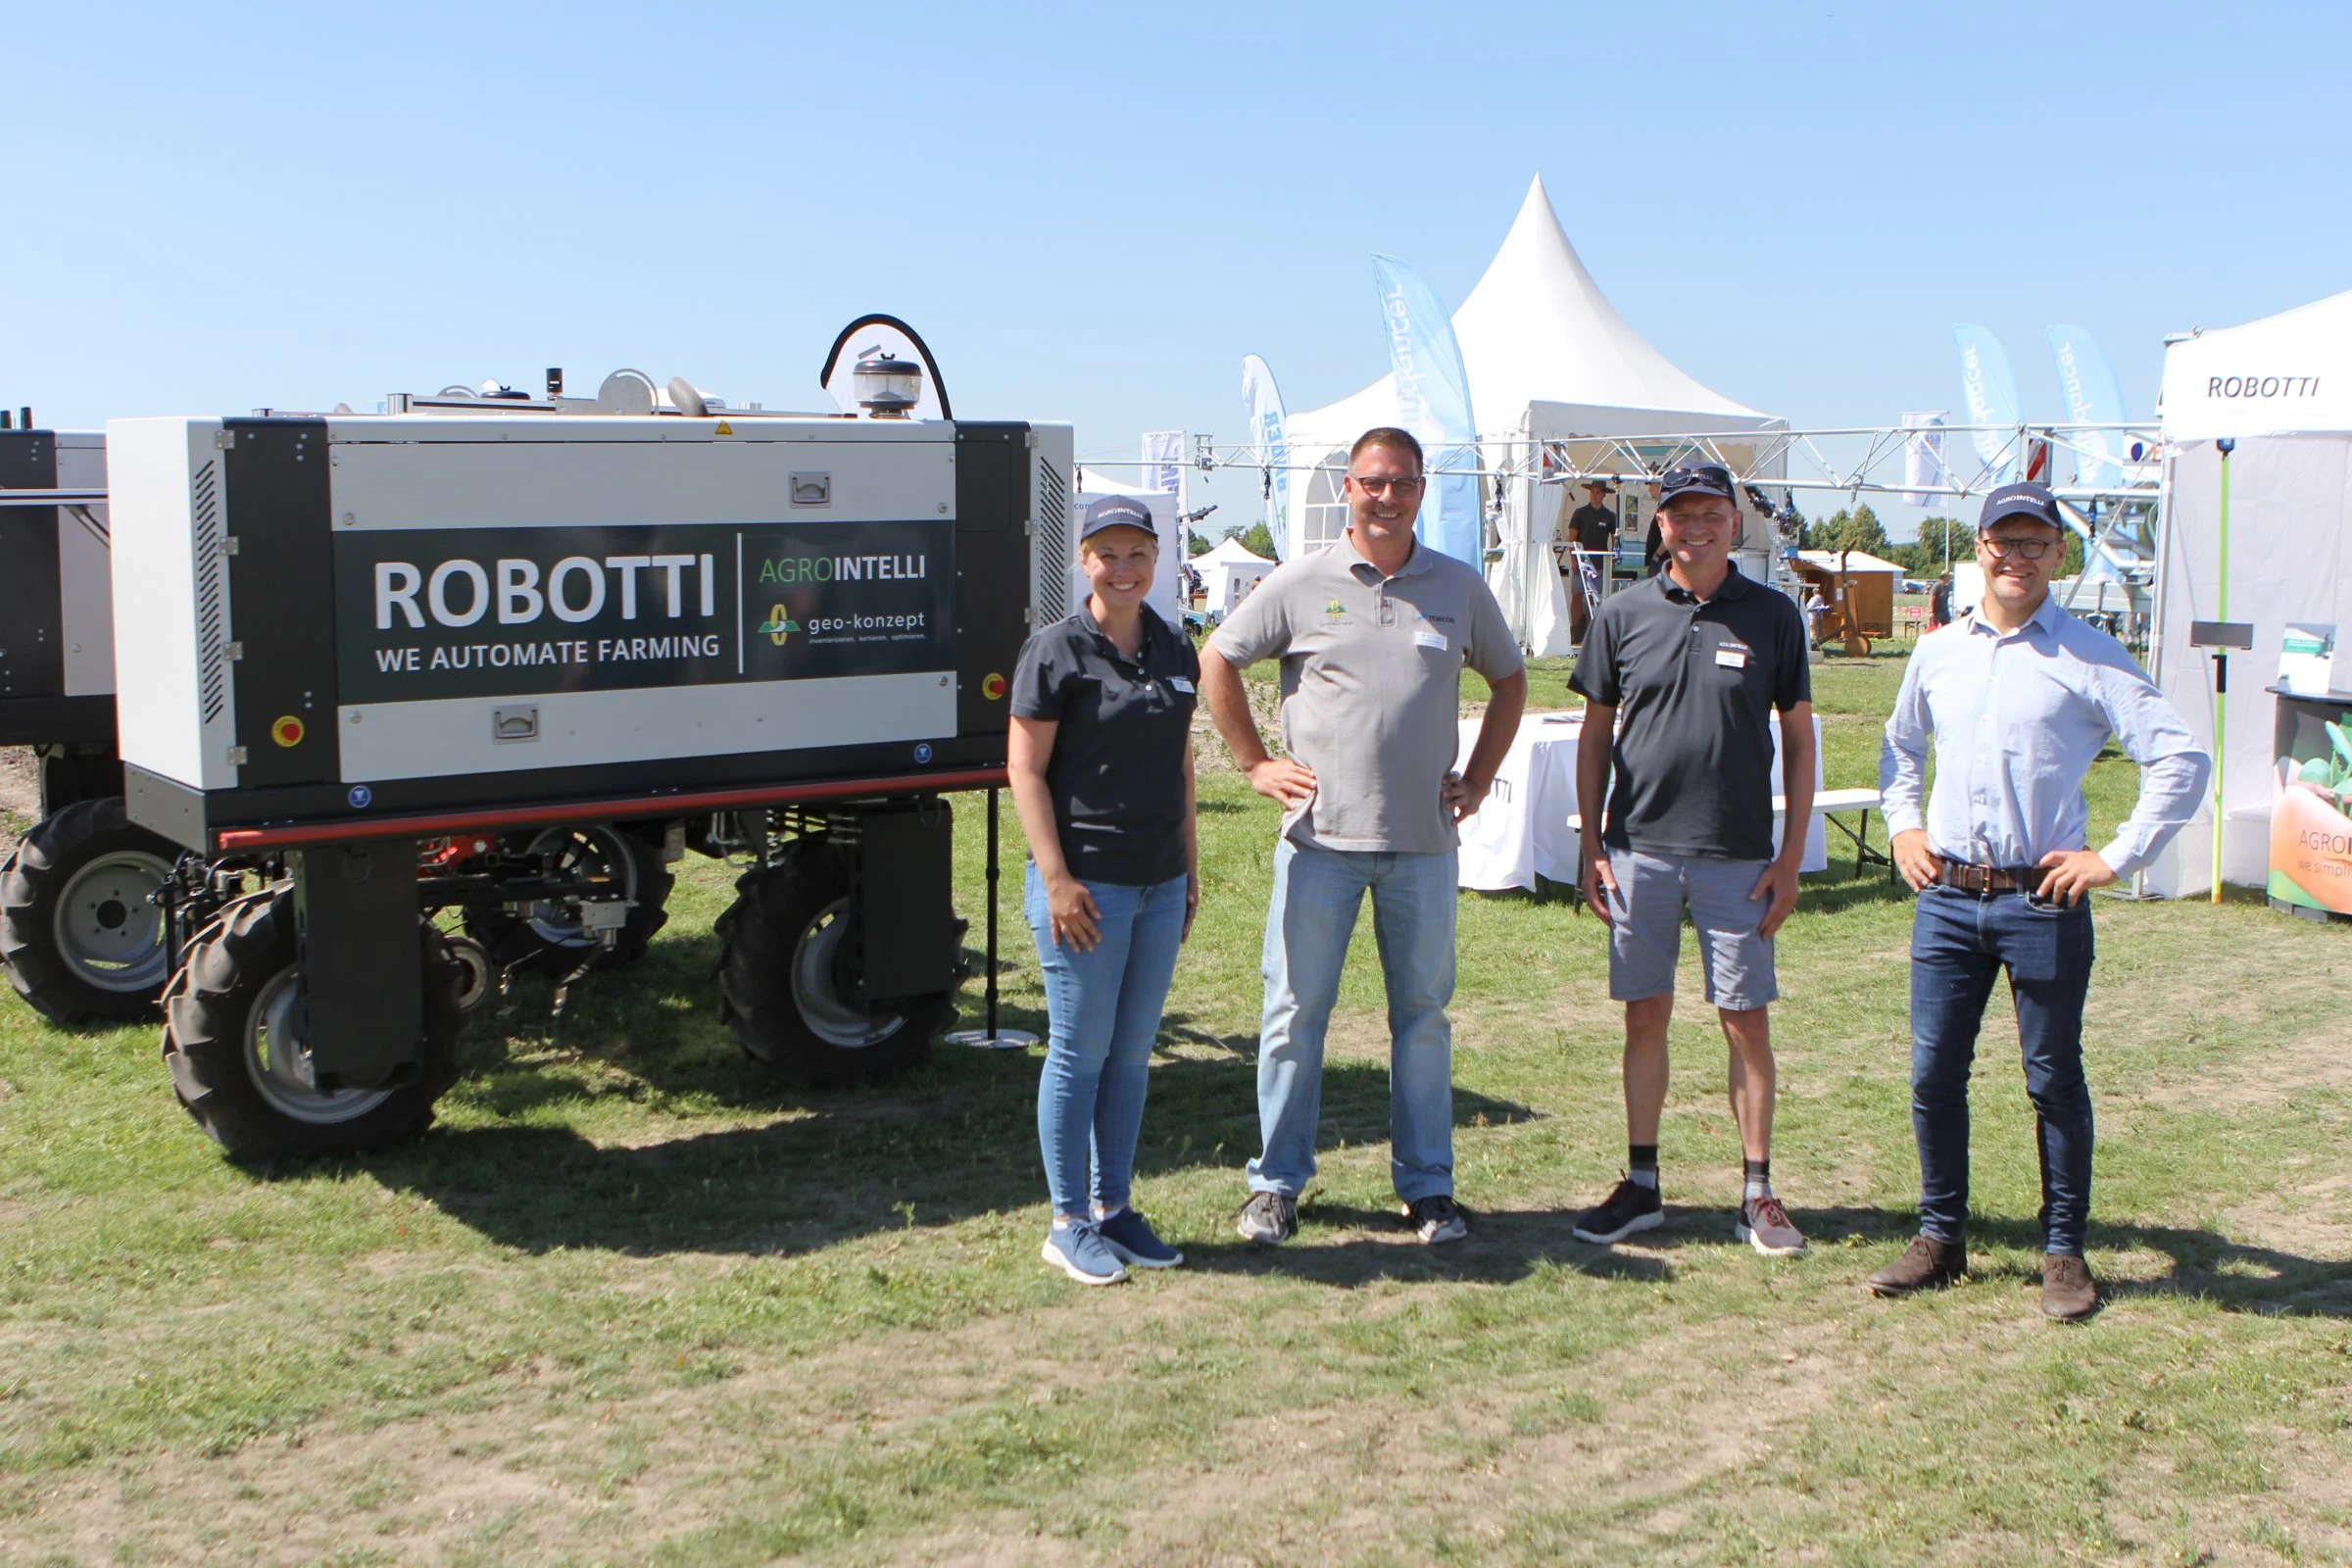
[1240,354,1292,560]
[1372,255,1482,565]
[2045,324,2129,489]
[1953,324,2023,485]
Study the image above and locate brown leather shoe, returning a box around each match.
[2040,1253,2099,1320]
[1867,1234,1967,1296]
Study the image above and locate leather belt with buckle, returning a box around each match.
[1935,861,2043,894]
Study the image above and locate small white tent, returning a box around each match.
[2141,288,2352,898]
[1283,176,1788,654]
[1196,535,1275,620]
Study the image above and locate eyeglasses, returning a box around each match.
[1348,474,1425,495]
[1979,535,2055,560]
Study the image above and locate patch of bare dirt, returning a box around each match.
[2222,1171,2352,1262]
[2131,1029,2352,1116]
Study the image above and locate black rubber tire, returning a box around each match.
[714,840,948,1086]
[162,883,466,1159]
[461,823,673,971]
[1,797,179,1025]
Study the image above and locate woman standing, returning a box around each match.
[1008,497,1200,1286]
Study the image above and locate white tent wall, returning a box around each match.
[1068,485,1184,624]
[2142,436,2352,897]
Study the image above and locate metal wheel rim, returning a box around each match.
[243,965,396,1125]
[790,897,905,1050]
[446,936,492,1013]
[51,849,173,993]
[520,826,637,949]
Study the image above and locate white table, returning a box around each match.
[1454,710,1827,893]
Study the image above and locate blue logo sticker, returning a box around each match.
[912,743,934,764]
[348,785,373,809]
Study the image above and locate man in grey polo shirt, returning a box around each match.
[1569,464,1816,1256]
[1201,426,1527,1247]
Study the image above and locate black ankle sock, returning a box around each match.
[1630,1144,1659,1190]
[1743,1157,1772,1201]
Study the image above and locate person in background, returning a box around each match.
[1872,481,2209,1320]
[1928,571,1954,631]
[1568,463,1816,1256]
[1565,478,1616,641]
[1201,427,1528,1248]
[1007,497,1200,1287]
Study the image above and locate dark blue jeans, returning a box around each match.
[1909,883,2096,1256]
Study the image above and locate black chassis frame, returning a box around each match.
[126,416,1035,1090]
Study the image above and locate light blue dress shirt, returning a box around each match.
[1880,596,2211,878]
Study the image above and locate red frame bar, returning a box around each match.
[210,766,1007,851]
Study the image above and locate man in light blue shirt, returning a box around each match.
[1871,481,2209,1320]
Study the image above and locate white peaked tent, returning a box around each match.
[1196,534,1276,619]
[1284,176,1788,654]
[2140,288,2352,899]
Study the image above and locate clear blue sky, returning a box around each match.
[8,1,2347,538]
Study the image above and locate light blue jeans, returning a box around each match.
[1247,838,1458,1204]
[1024,862,1190,1220]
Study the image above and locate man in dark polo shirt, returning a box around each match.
[1565,479,1616,641]
[1568,464,1817,1255]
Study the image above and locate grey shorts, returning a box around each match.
[1604,849,1779,1010]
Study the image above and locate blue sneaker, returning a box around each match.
[1041,1220,1127,1286]
[1095,1207,1184,1268]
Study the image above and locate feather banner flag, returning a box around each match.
[2045,324,2128,490]
[1240,355,1292,560]
[1372,255,1481,566]
[1953,324,2023,485]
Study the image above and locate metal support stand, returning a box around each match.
[2212,439,2235,906]
[946,785,1037,1050]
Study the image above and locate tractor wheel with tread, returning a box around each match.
[461,823,672,971]
[715,841,948,1086]
[1,797,179,1025]
[162,882,466,1159]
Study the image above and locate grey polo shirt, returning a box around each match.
[1568,564,1809,861]
[1208,536,1523,855]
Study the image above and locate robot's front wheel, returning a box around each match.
[162,884,466,1159]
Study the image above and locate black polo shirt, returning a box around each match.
[1010,603,1199,886]
[1568,564,1809,861]
[1567,503,1617,553]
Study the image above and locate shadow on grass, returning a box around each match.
[1189,1200,2352,1311]
[363,1049,1537,1262]
[1188,1202,1671,1288]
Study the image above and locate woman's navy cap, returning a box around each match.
[1978,481,2063,531]
[1080,496,1155,539]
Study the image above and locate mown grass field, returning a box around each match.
[3,658,2348,1566]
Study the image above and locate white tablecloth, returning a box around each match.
[1454,710,1827,892]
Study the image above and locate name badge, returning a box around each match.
[1715,644,1749,669]
[1413,627,1448,652]
[1167,676,1195,694]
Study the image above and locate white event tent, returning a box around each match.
[1195,534,1276,620]
[2141,287,2352,898]
[1283,175,1788,655]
